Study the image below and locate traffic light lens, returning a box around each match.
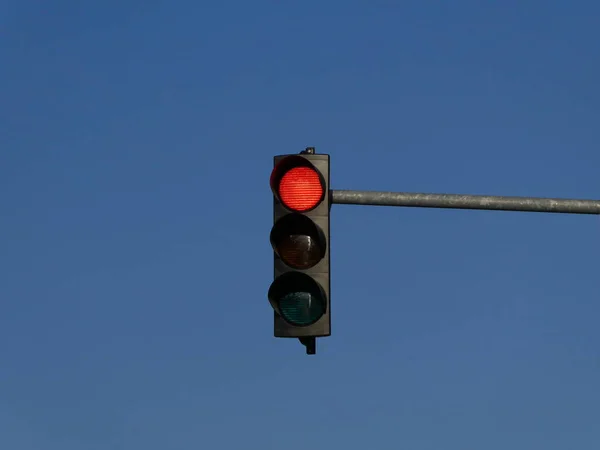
[278,167,324,212]
[270,214,326,269]
[277,235,322,269]
[279,291,325,326]
[268,272,327,327]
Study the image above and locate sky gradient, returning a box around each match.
[2,1,599,449]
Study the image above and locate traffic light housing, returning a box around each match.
[268,149,331,354]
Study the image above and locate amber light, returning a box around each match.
[278,167,324,212]
[270,214,326,269]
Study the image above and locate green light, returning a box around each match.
[279,291,325,326]
[268,272,327,327]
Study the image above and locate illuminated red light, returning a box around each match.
[278,167,324,212]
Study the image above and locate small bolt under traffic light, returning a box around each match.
[268,149,331,354]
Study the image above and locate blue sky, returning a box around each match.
[1,1,599,449]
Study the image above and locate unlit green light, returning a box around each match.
[279,291,325,326]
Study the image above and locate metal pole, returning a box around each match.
[331,190,600,215]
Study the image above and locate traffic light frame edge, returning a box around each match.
[269,153,331,340]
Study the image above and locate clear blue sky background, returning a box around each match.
[1,1,599,449]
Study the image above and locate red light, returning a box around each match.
[278,167,324,212]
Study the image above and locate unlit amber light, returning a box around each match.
[278,167,324,211]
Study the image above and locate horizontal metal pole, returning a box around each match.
[331,190,600,215]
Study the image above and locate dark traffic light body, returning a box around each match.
[269,151,331,349]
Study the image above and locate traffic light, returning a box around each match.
[268,148,331,355]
